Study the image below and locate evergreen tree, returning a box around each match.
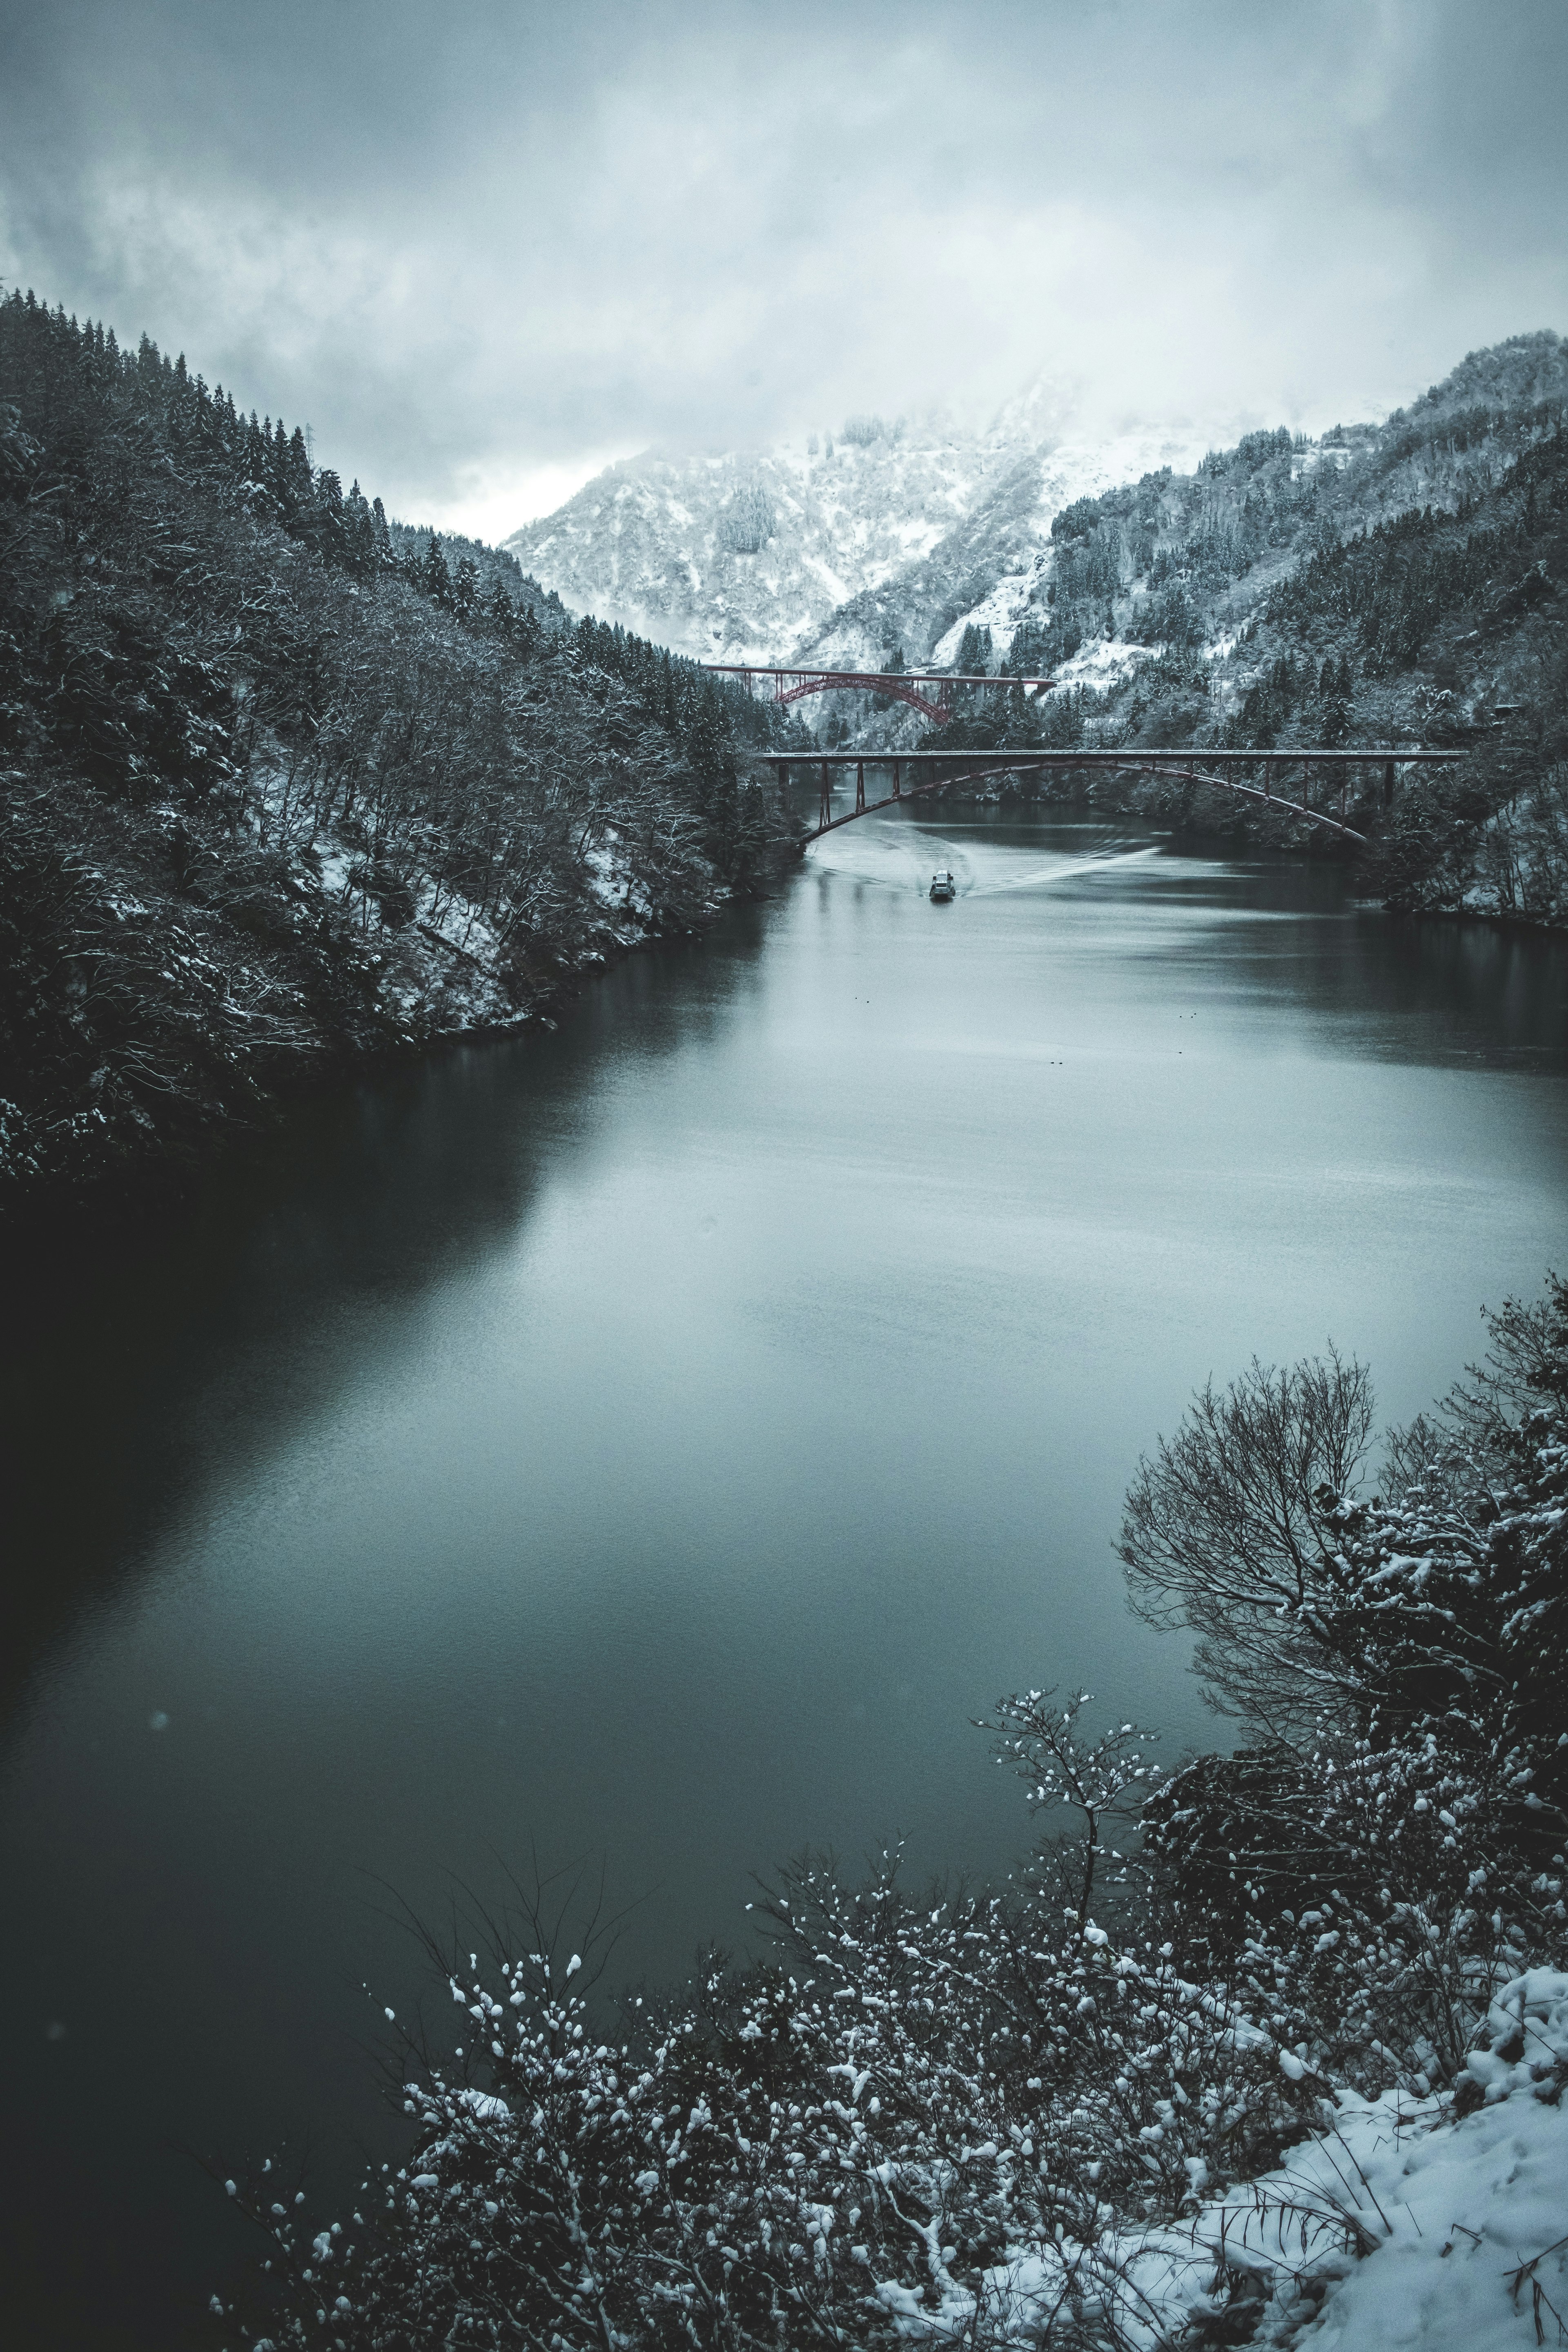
[285,424,312,505]
[422,532,452,606]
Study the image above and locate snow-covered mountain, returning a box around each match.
[797,428,1217,678]
[504,401,1217,670]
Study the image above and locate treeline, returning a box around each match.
[0,291,800,1214]
[225,1273,1568,2350]
[564,608,795,770]
[0,295,541,627]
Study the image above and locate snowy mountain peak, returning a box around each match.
[503,396,1222,671]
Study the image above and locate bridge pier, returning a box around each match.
[818,760,831,831]
[855,761,866,814]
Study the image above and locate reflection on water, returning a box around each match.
[2,814,1566,2349]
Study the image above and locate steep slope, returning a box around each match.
[0,294,799,1216]
[795,428,1212,674]
[884,330,1568,922]
[504,407,1212,667]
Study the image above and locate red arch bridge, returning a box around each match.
[704,664,1055,728]
[749,747,1463,848]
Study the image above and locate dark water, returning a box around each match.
[3,812,1566,2348]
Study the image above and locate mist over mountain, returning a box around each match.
[504,396,1217,669]
[509,333,1568,926]
[507,335,1562,727]
[4,300,1565,1222]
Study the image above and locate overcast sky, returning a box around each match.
[2,0,1564,542]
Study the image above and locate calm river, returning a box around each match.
[3,811,1566,2347]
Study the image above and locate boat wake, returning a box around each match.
[811,828,1160,899]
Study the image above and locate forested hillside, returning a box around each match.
[0,294,801,1217]
[5,310,1563,1226]
[891,334,1568,924]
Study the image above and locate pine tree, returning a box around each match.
[285,425,312,503]
[422,532,452,606]
[451,556,479,623]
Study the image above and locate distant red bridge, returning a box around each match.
[703,664,1055,729]
[746,747,1464,847]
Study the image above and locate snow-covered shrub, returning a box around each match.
[229,1890,1311,2350]
[224,1697,1344,2350]
[220,1280,1567,2348]
[1145,1276,1568,2090]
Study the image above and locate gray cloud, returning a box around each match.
[2,0,1564,539]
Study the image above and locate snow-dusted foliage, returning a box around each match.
[1146,1277,1568,2098]
[221,1279,1566,2348]
[223,1807,1322,2348]
[717,486,779,558]
[0,293,802,1211]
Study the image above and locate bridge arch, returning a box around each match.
[806,757,1372,844]
[771,673,952,725]
[750,747,1463,848]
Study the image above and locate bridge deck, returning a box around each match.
[706,664,1056,727]
[707,668,1055,687]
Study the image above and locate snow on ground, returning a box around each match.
[1048,2082,1565,2352]
[582,829,656,927]
[1035,429,1214,518]
[311,842,356,898]
[1272,2081,1566,2350]
[873,1971,1568,2351]
[1048,636,1159,693]
[929,572,1039,666]
[1295,444,1356,476]
[927,431,1215,668]
[238,760,675,1036]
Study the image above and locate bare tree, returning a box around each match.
[1118,1351,1376,1740]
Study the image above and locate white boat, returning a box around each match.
[929,869,956,902]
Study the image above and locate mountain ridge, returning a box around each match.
[507,332,1568,924]
[503,400,1221,670]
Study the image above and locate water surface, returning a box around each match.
[3,812,1565,2347]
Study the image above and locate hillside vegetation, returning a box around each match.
[513,333,1568,925]
[5,312,1564,1221]
[227,1274,1568,2352]
[0,294,800,1216]
[896,335,1568,924]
